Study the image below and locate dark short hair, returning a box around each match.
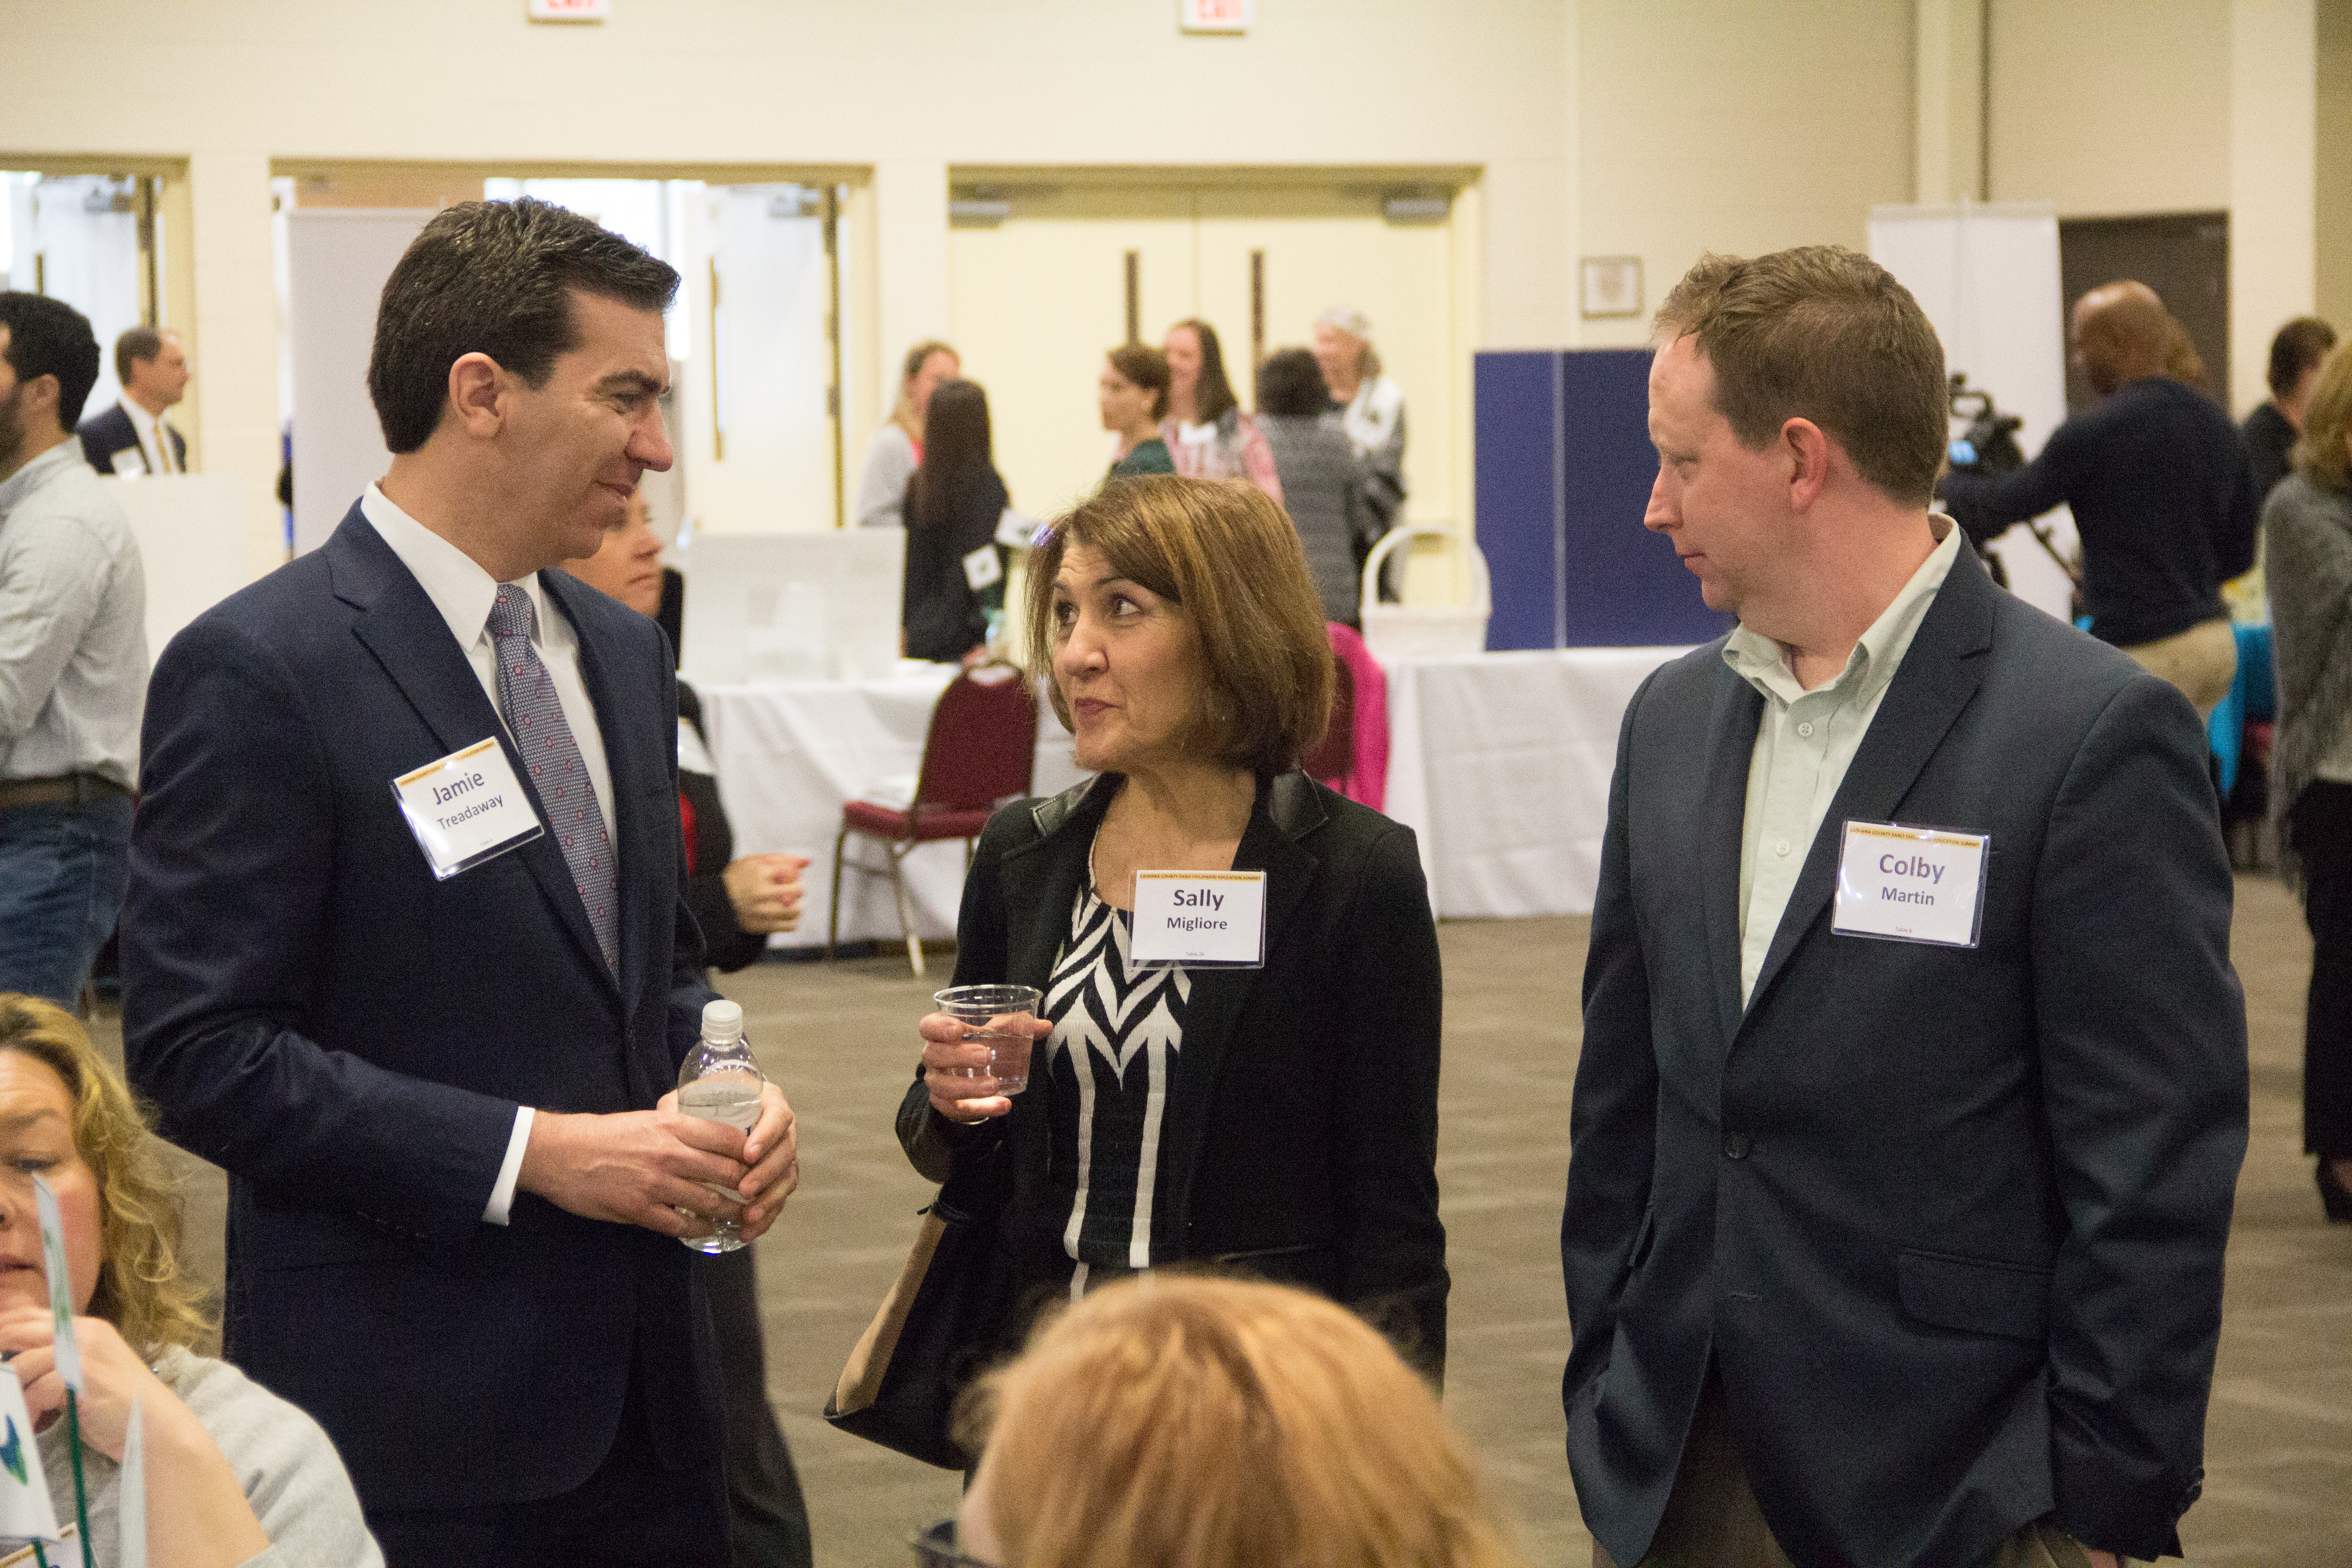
[1026,477,1333,774]
[114,325,164,387]
[1254,348,1329,418]
[2269,317,2338,401]
[1654,246,1946,508]
[1106,343,1170,420]
[367,198,680,454]
[0,292,102,429]
[1172,318,1241,425]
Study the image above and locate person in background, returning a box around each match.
[0,993,383,1567]
[0,292,147,1011]
[855,340,960,530]
[901,378,1010,664]
[78,325,192,478]
[952,1277,1525,1568]
[559,489,814,1568]
[901,477,1446,1388]
[1098,344,1173,478]
[2246,317,2338,505]
[1941,280,2258,721]
[2259,341,2352,1225]
[1160,319,1282,504]
[1311,305,1405,534]
[1255,346,1367,626]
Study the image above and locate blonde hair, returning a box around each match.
[0,995,215,1357]
[1025,477,1334,775]
[960,1276,1527,1568]
[2294,340,2352,493]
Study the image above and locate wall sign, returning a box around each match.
[528,0,609,20]
[1180,0,1252,34]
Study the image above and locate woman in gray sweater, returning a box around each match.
[0,994,380,1567]
[2263,340,2352,1223]
[1256,348,1368,626]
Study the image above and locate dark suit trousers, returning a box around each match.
[364,1360,730,1568]
[2292,780,2352,1158]
[704,1243,813,1568]
[1589,1371,2098,1568]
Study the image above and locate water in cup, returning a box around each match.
[934,984,1043,1096]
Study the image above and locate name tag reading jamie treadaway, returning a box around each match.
[1832,820,1989,949]
[392,737,544,880]
[1128,870,1268,969]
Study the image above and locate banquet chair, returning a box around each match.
[827,661,1039,975]
[1300,640,1357,789]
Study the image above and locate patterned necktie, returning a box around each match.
[488,584,618,973]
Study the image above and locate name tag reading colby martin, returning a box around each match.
[392,736,544,880]
[1832,820,1989,949]
[1128,870,1268,968]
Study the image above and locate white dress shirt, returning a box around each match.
[1726,517,1962,1005]
[120,398,180,475]
[361,483,619,1224]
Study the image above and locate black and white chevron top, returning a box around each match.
[1042,880,1191,1278]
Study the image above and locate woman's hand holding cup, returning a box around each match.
[921,986,1049,1123]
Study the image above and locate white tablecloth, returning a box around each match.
[697,667,1084,948]
[1382,647,1690,919]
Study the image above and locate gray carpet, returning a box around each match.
[93,873,2352,1565]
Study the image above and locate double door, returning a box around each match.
[948,182,1458,528]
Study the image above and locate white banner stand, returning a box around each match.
[1869,202,2078,627]
[109,473,269,660]
[286,208,430,555]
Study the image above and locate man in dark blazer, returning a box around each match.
[1563,247,2246,1568]
[121,199,799,1566]
[76,325,190,476]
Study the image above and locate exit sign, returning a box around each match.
[1180,0,1252,33]
[528,0,609,20]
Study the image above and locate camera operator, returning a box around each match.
[1940,282,2256,720]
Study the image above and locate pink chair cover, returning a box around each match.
[1325,622,1389,811]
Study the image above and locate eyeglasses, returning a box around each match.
[911,1518,999,1568]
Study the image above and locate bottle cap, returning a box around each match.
[701,999,745,1044]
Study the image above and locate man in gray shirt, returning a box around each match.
[0,292,148,1007]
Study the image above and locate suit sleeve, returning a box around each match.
[122,618,518,1245]
[1561,672,1662,1406]
[1329,820,1449,1382]
[896,808,1020,1184]
[2034,675,2249,1559]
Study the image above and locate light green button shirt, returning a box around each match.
[1729,518,1962,1005]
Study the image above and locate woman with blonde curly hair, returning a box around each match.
[951,1275,1526,1568]
[0,993,380,1567]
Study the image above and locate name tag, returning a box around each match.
[392,737,544,880]
[110,446,148,479]
[1128,870,1267,969]
[1832,820,1989,949]
[961,544,1004,592]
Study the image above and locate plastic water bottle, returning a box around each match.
[676,998,766,1254]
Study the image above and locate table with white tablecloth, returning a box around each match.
[1380,647,1690,919]
[699,647,1690,949]
[696,666,1084,949]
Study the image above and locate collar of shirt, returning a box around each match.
[121,397,163,452]
[1721,515,1961,712]
[0,437,91,518]
[359,483,562,660]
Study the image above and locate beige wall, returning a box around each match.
[1574,0,1917,348]
[2320,0,2352,335]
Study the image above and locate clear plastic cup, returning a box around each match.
[934,984,1044,1095]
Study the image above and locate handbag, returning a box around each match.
[824,1142,1019,1469]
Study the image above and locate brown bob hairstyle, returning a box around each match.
[1025,476,1334,776]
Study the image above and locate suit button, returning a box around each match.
[1722,1132,1752,1160]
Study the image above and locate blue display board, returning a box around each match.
[1474,349,1731,649]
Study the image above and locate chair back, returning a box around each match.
[1300,637,1356,786]
[914,662,1039,814]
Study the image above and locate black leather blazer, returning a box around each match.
[897,770,1449,1379]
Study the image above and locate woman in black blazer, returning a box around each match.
[899,477,1446,1380]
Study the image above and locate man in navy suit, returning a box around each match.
[1563,248,2246,1567]
[121,199,799,1566]
[77,325,191,476]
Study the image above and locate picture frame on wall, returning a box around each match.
[1581,256,1643,319]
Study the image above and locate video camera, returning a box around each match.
[1946,373,2027,477]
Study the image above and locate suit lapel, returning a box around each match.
[1158,775,1321,1237]
[1700,664,1765,1048]
[331,511,616,993]
[1741,545,1997,1020]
